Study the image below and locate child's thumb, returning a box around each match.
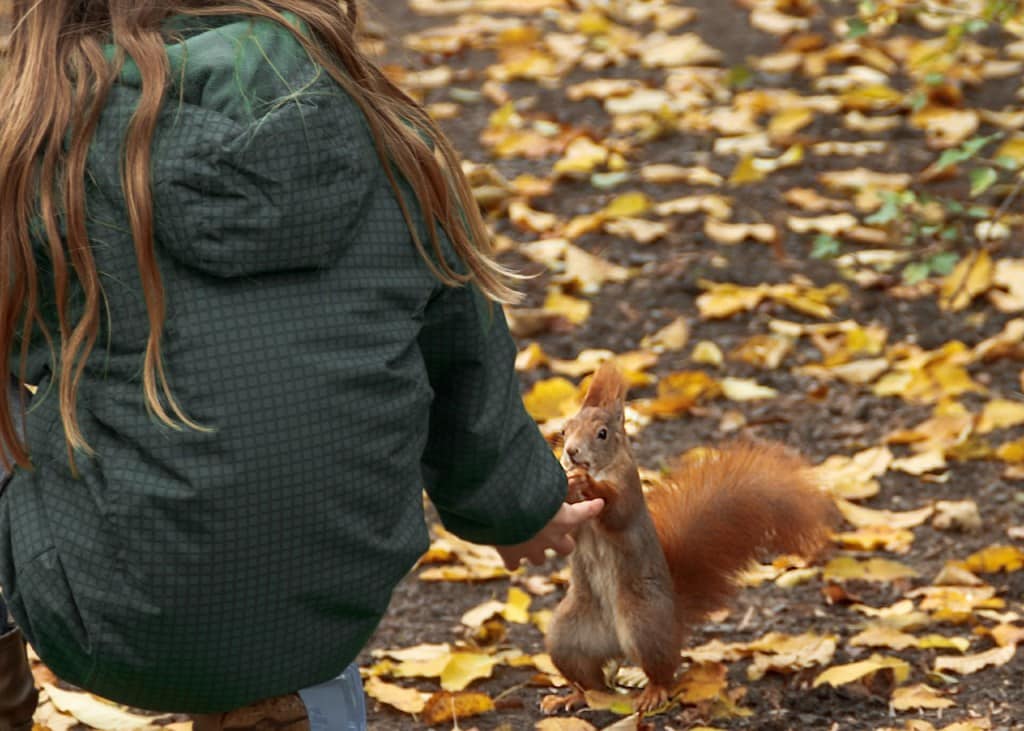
[568,497,604,524]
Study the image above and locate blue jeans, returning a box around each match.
[298,663,367,731]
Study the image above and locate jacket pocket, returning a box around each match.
[8,547,96,686]
[0,483,97,689]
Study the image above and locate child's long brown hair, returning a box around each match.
[0,0,520,469]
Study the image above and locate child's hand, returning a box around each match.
[494,498,604,571]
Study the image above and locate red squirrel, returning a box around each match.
[542,362,835,714]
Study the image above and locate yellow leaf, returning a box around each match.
[675,662,729,703]
[638,370,720,417]
[704,219,777,245]
[508,199,560,233]
[654,194,733,219]
[849,625,919,651]
[391,654,452,679]
[814,447,892,500]
[729,334,794,369]
[544,288,592,326]
[819,167,910,192]
[770,282,848,319]
[719,377,778,401]
[994,135,1024,167]
[976,398,1024,434]
[933,643,1017,675]
[786,213,859,236]
[840,84,904,111]
[515,342,549,371]
[461,599,506,629]
[812,654,910,688]
[43,685,162,731]
[553,136,609,176]
[917,634,971,652]
[728,154,767,185]
[603,217,671,244]
[835,525,914,553]
[535,718,599,731]
[641,164,723,186]
[696,282,769,319]
[603,191,652,219]
[691,340,725,367]
[890,449,947,475]
[990,259,1024,312]
[372,642,451,663]
[768,106,815,138]
[549,348,616,378]
[997,436,1024,463]
[823,556,919,582]
[963,544,1024,573]
[640,316,690,352]
[913,585,1003,621]
[363,676,430,714]
[520,237,569,270]
[835,499,934,529]
[640,32,722,67]
[852,599,931,631]
[989,622,1024,647]
[421,690,495,724]
[909,107,980,149]
[440,652,500,691]
[560,244,632,293]
[746,632,838,680]
[940,250,994,311]
[523,377,581,422]
[889,683,955,711]
[503,587,532,624]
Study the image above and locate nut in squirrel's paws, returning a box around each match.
[566,467,592,504]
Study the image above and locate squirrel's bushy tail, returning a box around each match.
[646,441,835,626]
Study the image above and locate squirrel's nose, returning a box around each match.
[565,446,579,462]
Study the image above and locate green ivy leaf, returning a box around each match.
[865,192,902,225]
[969,167,998,197]
[727,65,754,90]
[811,234,841,259]
[929,252,959,275]
[961,133,1001,158]
[936,148,966,171]
[846,17,869,38]
[902,261,931,285]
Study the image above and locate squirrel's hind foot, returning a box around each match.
[540,689,587,714]
[634,683,671,714]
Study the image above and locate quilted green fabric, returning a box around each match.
[0,14,565,712]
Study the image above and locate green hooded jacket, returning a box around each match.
[0,14,565,712]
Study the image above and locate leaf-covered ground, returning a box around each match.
[29,0,1024,729]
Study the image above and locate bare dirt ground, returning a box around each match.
[358,0,1024,729]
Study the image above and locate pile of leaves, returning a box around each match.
[29,0,1024,729]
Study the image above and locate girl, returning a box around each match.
[0,1,602,728]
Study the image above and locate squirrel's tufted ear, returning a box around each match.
[582,362,627,410]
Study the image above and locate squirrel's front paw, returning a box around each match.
[566,467,592,503]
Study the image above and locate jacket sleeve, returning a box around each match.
[418,283,566,546]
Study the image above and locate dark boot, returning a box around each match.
[0,628,38,731]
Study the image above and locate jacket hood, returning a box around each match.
[92,14,376,278]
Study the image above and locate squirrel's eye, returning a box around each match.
[597,427,608,440]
